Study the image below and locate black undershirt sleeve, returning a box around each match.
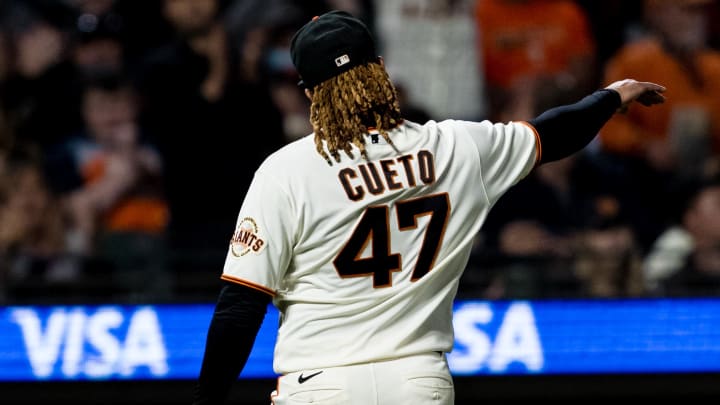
[192,281,272,405]
[529,89,621,164]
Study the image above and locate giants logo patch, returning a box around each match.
[230,217,266,257]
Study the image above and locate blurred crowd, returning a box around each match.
[1,0,720,304]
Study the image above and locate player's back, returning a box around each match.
[226,118,538,374]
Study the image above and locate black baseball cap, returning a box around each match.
[290,10,378,89]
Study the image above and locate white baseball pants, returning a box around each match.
[270,352,454,405]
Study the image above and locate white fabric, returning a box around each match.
[270,352,453,405]
[222,119,538,374]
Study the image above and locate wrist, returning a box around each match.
[600,88,623,107]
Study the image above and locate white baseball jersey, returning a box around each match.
[222,119,540,374]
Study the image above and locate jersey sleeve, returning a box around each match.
[455,119,540,204]
[220,166,295,297]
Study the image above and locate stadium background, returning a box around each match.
[1,0,720,403]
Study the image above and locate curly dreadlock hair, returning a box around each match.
[308,61,403,165]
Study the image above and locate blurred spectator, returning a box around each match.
[223,0,347,38]
[64,0,176,68]
[599,0,720,178]
[69,11,125,77]
[472,156,587,298]
[55,73,170,301]
[255,7,313,143]
[575,0,644,70]
[0,147,75,302]
[572,198,646,298]
[470,152,644,299]
[225,1,375,144]
[644,178,720,296]
[374,0,486,121]
[597,0,720,250]
[1,0,82,152]
[223,0,321,83]
[135,0,284,263]
[267,70,313,143]
[475,0,597,122]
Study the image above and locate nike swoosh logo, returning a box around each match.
[297,370,323,384]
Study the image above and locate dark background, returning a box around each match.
[4,373,720,403]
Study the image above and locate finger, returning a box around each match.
[637,90,666,106]
[639,82,667,93]
[646,89,666,102]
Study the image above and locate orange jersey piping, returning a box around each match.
[220,274,276,297]
[518,121,542,165]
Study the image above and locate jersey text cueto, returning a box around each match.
[337,150,436,201]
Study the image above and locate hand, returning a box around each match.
[604,79,666,113]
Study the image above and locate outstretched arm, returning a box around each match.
[530,79,666,164]
[193,281,272,405]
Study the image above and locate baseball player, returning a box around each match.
[192,10,665,405]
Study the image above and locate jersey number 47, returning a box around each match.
[333,193,450,288]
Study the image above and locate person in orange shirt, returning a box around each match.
[57,72,171,300]
[65,74,169,239]
[600,0,720,178]
[475,0,597,121]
